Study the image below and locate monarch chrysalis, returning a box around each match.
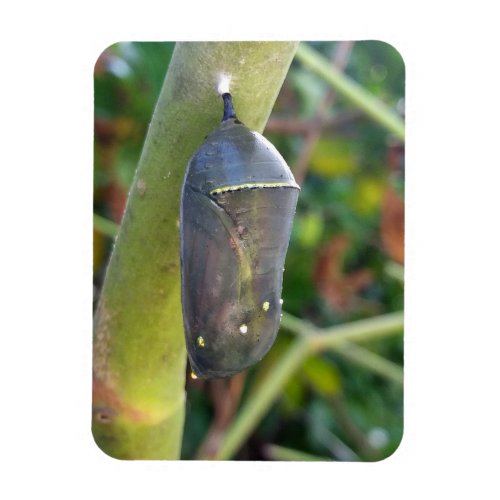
[180,90,299,379]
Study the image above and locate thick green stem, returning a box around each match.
[92,41,298,459]
[295,43,405,141]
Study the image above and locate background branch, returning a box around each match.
[295,43,405,140]
[293,41,354,184]
[211,311,403,460]
[263,444,331,461]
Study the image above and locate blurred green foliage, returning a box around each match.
[94,41,404,461]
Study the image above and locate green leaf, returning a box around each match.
[301,356,342,397]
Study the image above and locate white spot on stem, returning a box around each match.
[217,73,232,95]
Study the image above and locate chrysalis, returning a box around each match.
[180,91,299,378]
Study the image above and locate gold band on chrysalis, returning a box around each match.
[210,182,297,196]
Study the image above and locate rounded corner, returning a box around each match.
[371,425,405,463]
[365,39,406,69]
[91,423,126,461]
[93,40,127,76]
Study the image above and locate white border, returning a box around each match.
[2,0,499,498]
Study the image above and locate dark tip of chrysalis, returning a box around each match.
[222,92,237,121]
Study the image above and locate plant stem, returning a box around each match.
[280,311,318,336]
[92,41,299,459]
[281,311,403,383]
[384,260,405,283]
[214,338,310,460]
[295,43,405,141]
[309,311,403,351]
[293,40,354,184]
[264,444,331,461]
[93,213,119,238]
[334,342,403,385]
[214,311,403,460]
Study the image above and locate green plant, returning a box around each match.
[93,41,405,461]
